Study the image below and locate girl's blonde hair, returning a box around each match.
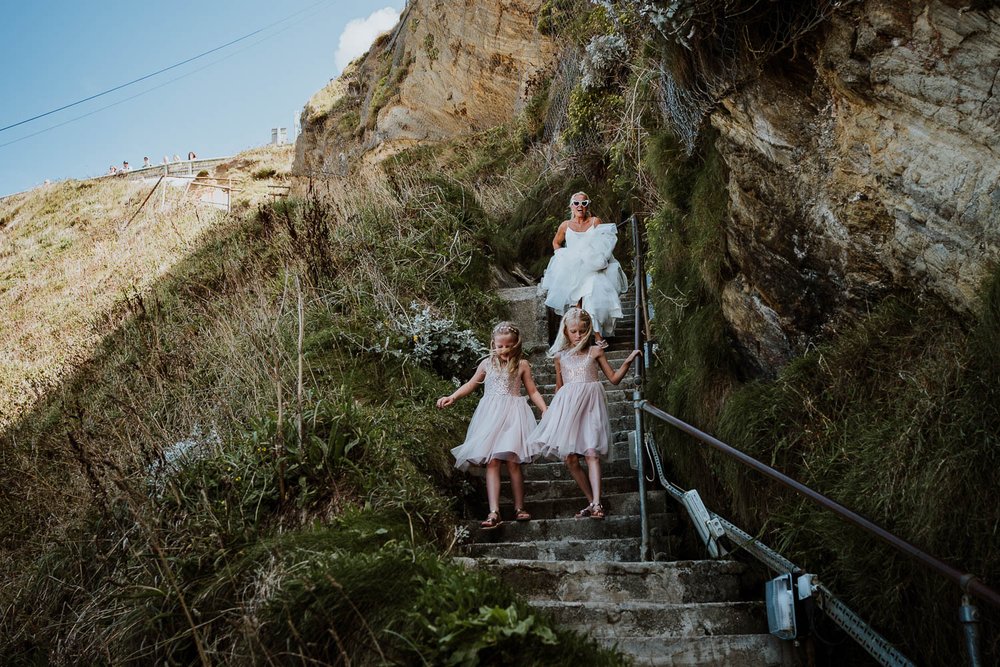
[490,321,524,378]
[547,307,593,358]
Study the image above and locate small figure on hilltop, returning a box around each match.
[108,165,118,175]
[173,154,181,163]
[121,160,131,173]
[437,322,547,529]
[142,156,151,168]
[187,151,197,160]
[162,155,170,165]
[538,192,627,349]
[528,307,640,520]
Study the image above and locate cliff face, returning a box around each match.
[712,0,1000,370]
[296,0,999,377]
[294,0,556,176]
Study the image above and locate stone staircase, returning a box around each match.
[456,286,798,666]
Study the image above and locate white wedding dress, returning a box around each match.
[538,223,627,336]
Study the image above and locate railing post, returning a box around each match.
[960,594,983,667]
[630,214,650,561]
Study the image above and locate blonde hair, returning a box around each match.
[569,191,592,219]
[547,307,593,358]
[490,321,524,378]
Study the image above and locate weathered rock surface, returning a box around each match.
[296,0,999,378]
[294,0,556,177]
[712,0,1000,371]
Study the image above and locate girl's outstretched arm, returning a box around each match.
[520,360,547,414]
[553,355,563,393]
[436,361,487,408]
[596,348,641,385]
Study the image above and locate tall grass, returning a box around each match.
[0,142,626,664]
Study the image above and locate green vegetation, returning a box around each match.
[423,32,439,63]
[643,128,736,425]
[641,126,1000,663]
[0,132,625,664]
[252,167,278,180]
[564,85,625,147]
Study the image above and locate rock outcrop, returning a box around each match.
[296,0,999,377]
[712,0,1000,370]
[294,0,557,177]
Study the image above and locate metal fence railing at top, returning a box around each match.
[622,214,997,667]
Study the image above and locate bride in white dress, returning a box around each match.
[538,192,627,347]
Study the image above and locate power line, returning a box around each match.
[0,2,336,151]
[0,0,332,135]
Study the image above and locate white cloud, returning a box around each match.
[334,7,401,72]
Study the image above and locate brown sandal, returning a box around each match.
[590,503,606,520]
[574,503,594,519]
[514,508,531,521]
[480,511,502,530]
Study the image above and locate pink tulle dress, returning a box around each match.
[528,347,611,459]
[450,360,539,471]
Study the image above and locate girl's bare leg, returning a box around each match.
[586,455,602,506]
[486,459,502,513]
[565,454,594,503]
[505,459,525,510]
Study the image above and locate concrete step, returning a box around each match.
[530,599,768,638]
[491,490,669,520]
[465,535,679,561]
[606,634,797,667]
[456,558,746,604]
[521,459,636,480]
[463,513,677,544]
[506,475,640,499]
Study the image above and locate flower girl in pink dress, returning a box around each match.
[437,322,547,529]
[528,308,640,519]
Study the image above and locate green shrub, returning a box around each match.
[252,167,278,180]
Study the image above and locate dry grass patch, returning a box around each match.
[0,146,294,431]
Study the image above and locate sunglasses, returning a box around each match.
[571,200,590,207]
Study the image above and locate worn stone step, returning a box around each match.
[530,599,768,638]
[456,558,746,605]
[606,634,797,667]
[465,535,679,562]
[462,513,676,544]
[521,459,637,481]
[493,490,668,520]
[505,475,639,499]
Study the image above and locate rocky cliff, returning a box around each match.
[294,0,557,176]
[296,0,999,376]
[712,0,1000,370]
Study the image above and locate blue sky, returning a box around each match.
[0,0,404,196]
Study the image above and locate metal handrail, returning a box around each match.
[624,213,996,665]
[637,399,1000,610]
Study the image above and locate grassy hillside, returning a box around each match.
[0,145,293,431]
[0,130,626,664]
